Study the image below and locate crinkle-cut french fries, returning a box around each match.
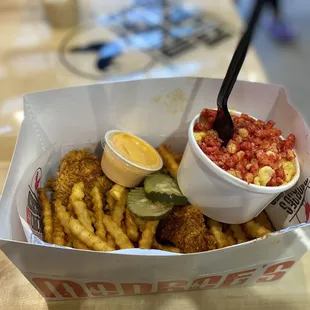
[207,219,229,248]
[70,182,85,201]
[66,235,88,250]
[53,213,65,246]
[109,184,126,201]
[158,145,179,179]
[69,218,113,251]
[102,215,134,249]
[109,184,128,227]
[73,200,94,233]
[134,217,146,232]
[225,228,236,246]
[38,188,53,244]
[87,210,94,217]
[106,184,125,214]
[73,238,90,250]
[230,224,248,244]
[87,209,95,223]
[121,221,127,234]
[42,147,277,253]
[255,212,274,231]
[113,199,126,227]
[172,152,183,164]
[91,186,107,241]
[152,239,181,253]
[54,199,71,235]
[54,199,89,249]
[125,209,139,242]
[106,194,115,213]
[67,203,74,217]
[107,234,116,248]
[70,183,94,233]
[243,220,271,238]
[66,238,73,248]
[139,221,159,249]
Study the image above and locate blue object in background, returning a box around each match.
[134,0,161,5]
[64,0,230,75]
[98,40,124,58]
[169,4,199,24]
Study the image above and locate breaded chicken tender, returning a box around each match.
[157,205,216,253]
[54,149,112,209]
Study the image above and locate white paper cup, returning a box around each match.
[177,114,300,224]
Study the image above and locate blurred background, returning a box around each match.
[0,0,308,192]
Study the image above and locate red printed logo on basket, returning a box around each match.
[26,168,43,237]
[31,168,42,191]
[305,202,310,222]
[30,260,295,299]
[270,178,310,224]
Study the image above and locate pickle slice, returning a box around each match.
[127,188,173,220]
[144,173,189,205]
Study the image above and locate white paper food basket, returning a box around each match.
[1,78,310,300]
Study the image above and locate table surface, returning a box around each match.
[1,1,309,309]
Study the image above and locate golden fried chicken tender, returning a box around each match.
[69,218,113,251]
[207,219,229,248]
[158,205,217,253]
[125,209,139,242]
[243,220,271,238]
[91,186,107,241]
[139,221,159,249]
[230,224,248,243]
[102,215,134,249]
[53,213,65,246]
[70,182,94,233]
[152,239,181,253]
[38,188,53,244]
[255,212,274,231]
[54,149,112,209]
[45,178,56,192]
[158,145,179,179]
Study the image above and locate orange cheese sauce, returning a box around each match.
[110,132,161,169]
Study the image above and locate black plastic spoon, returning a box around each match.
[213,0,266,145]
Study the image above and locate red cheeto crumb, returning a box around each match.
[195,109,296,186]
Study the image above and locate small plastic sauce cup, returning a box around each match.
[101,130,163,187]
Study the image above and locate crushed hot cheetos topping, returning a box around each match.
[194,109,296,186]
